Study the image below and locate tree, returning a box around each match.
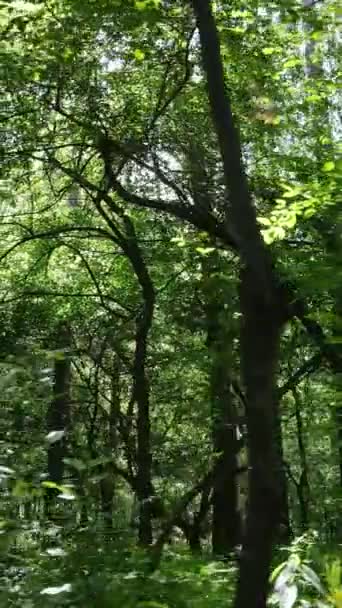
[0,0,340,606]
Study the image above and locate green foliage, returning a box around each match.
[270,534,342,608]
[0,0,341,605]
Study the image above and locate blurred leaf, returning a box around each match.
[40,583,72,595]
[46,430,65,444]
[134,49,145,61]
[322,161,335,172]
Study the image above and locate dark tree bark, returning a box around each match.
[190,484,212,552]
[100,357,121,530]
[124,218,155,546]
[273,397,292,542]
[190,2,292,606]
[237,272,290,607]
[187,142,241,556]
[292,388,310,529]
[206,295,241,556]
[46,323,71,515]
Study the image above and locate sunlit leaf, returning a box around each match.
[195,247,216,255]
[262,47,277,55]
[283,58,302,68]
[134,49,145,61]
[46,430,65,444]
[322,161,335,172]
[40,583,72,595]
[45,547,67,557]
[57,492,76,501]
[134,0,161,9]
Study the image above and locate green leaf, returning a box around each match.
[263,226,286,244]
[62,48,73,61]
[41,481,62,490]
[282,187,302,199]
[257,217,271,226]
[134,49,145,61]
[134,0,160,9]
[282,213,297,229]
[283,58,302,69]
[195,246,216,255]
[270,561,288,583]
[262,47,277,55]
[322,161,335,172]
[306,94,322,103]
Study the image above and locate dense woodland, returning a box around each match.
[0,0,341,606]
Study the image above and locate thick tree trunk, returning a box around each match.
[235,271,289,608]
[190,1,291,605]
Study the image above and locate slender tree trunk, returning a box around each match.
[203,258,241,556]
[46,323,71,516]
[292,387,310,529]
[123,219,155,546]
[211,388,240,556]
[209,325,240,555]
[100,357,121,530]
[273,398,292,542]
[187,138,241,556]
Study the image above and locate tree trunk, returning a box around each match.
[187,138,241,556]
[273,398,292,542]
[203,256,241,556]
[100,357,121,530]
[211,390,241,556]
[190,1,292,605]
[123,219,155,546]
[209,325,241,555]
[235,270,289,608]
[292,387,310,529]
[46,323,71,516]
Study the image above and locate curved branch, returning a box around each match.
[0,226,118,265]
